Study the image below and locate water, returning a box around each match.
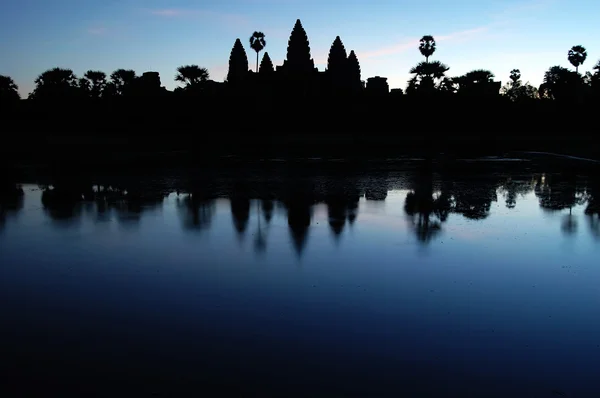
[1,164,599,397]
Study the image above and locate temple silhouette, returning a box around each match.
[225,20,367,97]
[1,18,599,164]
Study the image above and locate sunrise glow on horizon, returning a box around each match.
[1,0,598,97]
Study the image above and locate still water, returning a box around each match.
[1,164,600,397]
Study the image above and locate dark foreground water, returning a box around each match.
[1,162,600,397]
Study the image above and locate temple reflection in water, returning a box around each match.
[2,166,598,255]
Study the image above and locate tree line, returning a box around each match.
[1,21,598,103]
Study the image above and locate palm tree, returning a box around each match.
[509,69,521,87]
[419,35,436,62]
[410,60,449,79]
[568,45,587,74]
[408,60,449,94]
[175,65,209,87]
[83,70,107,98]
[30,67,78,99]
[407,61,450,93]
[249,31,267,73]
[0,75,20,101]
[110,69,136,96]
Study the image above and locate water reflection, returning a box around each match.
[0,183,23,231]
[4,168,598,249]
[176,194,215,232]
[3,164,600,396]
[586,179,600,240]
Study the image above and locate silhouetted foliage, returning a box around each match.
[249,32,267,73]
[456,69,500,97]
[407,61,449,95]
[109,69,137,96]
[501,69,539,102]
[29,67,79,100]
[568,45,587,74]
[82,70,107,98]
[419,35,436,62]
[176,65,210,88]
[0,75,21,102]
[539,66,582,101]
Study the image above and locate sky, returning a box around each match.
[1,0,598,97]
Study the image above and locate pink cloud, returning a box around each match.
[146,8,250,28]
[87,27,107,35]
[150,9,185,17]
[359,26,489,60]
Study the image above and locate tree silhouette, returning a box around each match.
[83,70,107,98]
[175,65,209,88]
[592,60,600,97]
[0,75,20,102]
[249,32,267,73]
[456,69,499,97]
[227,38,249,84]
[29,67,79,99]
[285,19,315,74]
[438,77,457,94]
[461,69,495,84]
[109,69,136,96]
[407,60,449,94]
[509,69,522,86]
[419,35,436,62]
[78,77,90,96]
[502,70,540,101]
[539,65,581,100]
[568,45,587,74]
[259,52,274,74]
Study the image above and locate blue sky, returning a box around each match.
[1,0,598,96]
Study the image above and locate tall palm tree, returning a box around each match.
[568,45,587,74]
[509,69,521,86]
[0,75,20,101]
[249,31,267,73]
[175,65,209,87]
[419,35,436,62]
